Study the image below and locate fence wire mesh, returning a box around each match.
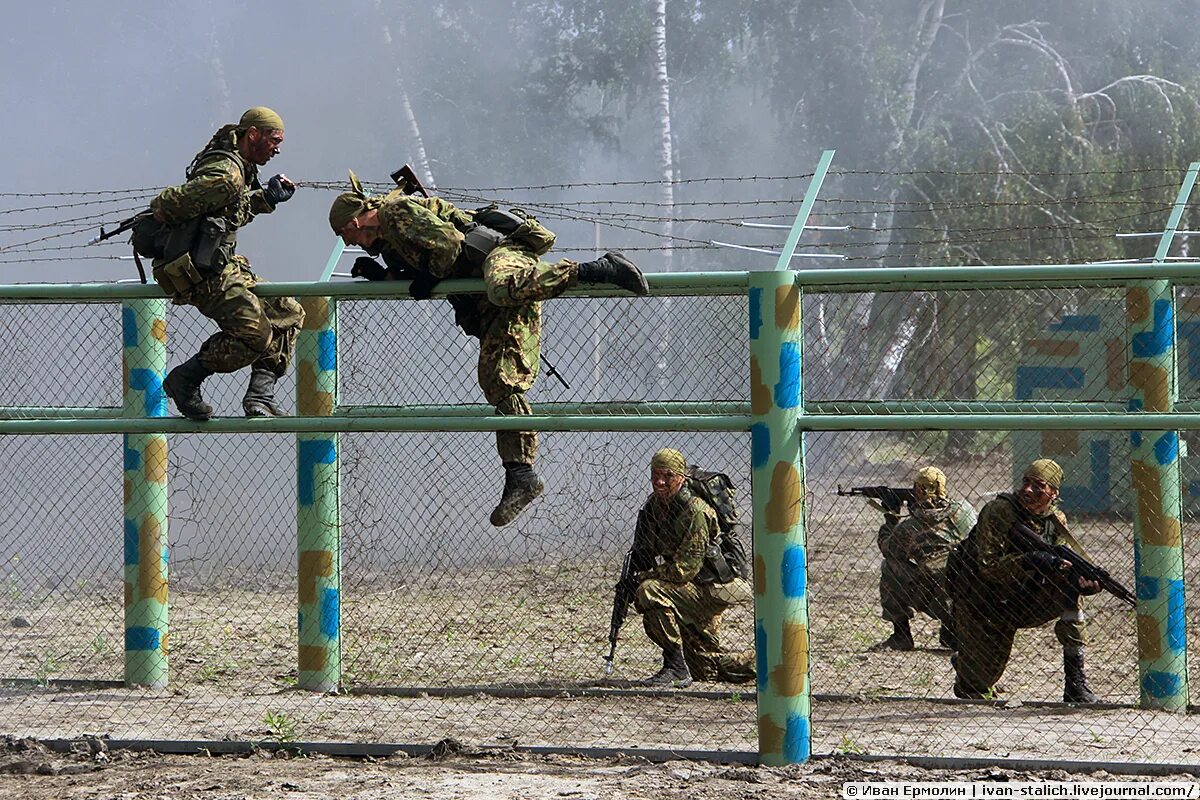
[1,281,1199,763]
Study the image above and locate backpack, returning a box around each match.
[687,466,751,581]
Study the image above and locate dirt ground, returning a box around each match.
[2,456,1198,771]
[1,738,1197,800]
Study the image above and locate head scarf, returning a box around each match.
[328,170,373,232]
[1024,458,1063,489]
[650,448,688,475]
[238,106,285,132]
[913,466,948,500]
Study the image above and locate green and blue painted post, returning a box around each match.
[295,278,341,692]
[1128,163,1197,711]
[750,150,830,764]
[121,299,169,688]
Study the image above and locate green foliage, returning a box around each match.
[262,711,299,745]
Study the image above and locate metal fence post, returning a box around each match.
[296,295,341,692]
[1130,163,1197,711]
[122,299,169,688]
[750,270,809,764]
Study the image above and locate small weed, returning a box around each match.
[1089,730,1105,744]
[89,634,107,655]
[729,691,743,702]
[263,711,299,745]
[836,734,866,755]
[35,652,60,687]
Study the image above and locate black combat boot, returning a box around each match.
[1062,645,1100,704]
[163,356,215,421]
[489,462,545,527]
[576,252,650,295]
[869,619,914,652]
[643,645,693,688]
[242,366,285,417]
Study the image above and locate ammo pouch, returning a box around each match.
[447,294,484,338]
[458,224,505,272]
[139,215,233,273]
[473,205,556,256]
[152,252,207,298]
[701,542,737,584]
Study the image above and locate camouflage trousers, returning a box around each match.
[162,256,305,375]
[634,577,756,684]
[951,576,1086,698]
[475,244,577,464]
[879,555,952,626]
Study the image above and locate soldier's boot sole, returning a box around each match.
[602,252,649,296]
[243,400,285,417]
[489,474,545,527]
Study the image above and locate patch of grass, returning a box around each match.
[263,710,299,745]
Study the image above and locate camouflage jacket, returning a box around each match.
[150,127,274,231]
[633,486,718,584]
[376,191,476,279]
[879,498,976,565]
[971,493,1087,585]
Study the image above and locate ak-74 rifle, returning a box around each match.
[1011,520,1136,609]
[88,210,153,283]
[388,164,570,390]
[836,485,917,515]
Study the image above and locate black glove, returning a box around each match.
[1023,550,1064,577]
[408,273,440,300]
[351,256,388,281]
[264,174,296,206]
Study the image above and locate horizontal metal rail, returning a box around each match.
[7,261,1200,302]
[3,412,1200,435]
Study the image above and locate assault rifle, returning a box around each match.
[604,533,655,675]
[387,163,571,390]
[836,485,917,514]
[88,210,153,283]
[1011,520,1137,609]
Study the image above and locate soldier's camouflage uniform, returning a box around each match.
[949,493,1088,698]
[877,498,975,629]
[150,127,304,375]
[632,486,755,683]
[373,191,578,464]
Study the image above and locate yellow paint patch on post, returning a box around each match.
[297,363,335,416]
[144,436,168,483]
[124,580,133,608]
[766,462,803,532]
[775,284,800,331]
[758,715,785,755]
[770,622,808,696]
[1136,614,1163,661]
[1127,286,1151,325]
[1129,362,1170,412]
[750,357,770,415]
[300,297,330,330]
[299,550,334,605]
[299,645,327,672]
[1131,461,1182,547]
[151,319,167,343]
[138,516,168,603]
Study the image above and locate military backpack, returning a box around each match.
[687,466,751,582]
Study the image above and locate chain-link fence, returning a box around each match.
[1,275,1199,764]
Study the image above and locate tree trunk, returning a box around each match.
[651,0,675,394]
[375,0,435,187]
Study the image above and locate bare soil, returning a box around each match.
[1,738,1196,800]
